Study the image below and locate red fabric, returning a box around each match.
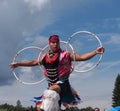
[49,35,59,43]
[36,101,42,106]
[45,51,60,64]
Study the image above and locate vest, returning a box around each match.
[41,50,72,85]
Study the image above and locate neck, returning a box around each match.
[49,49,61,58]
[50,48,61,53]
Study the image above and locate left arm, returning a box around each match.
[70,47,104,61]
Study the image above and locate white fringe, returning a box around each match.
[41,90,60,111]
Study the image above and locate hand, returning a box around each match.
[95,47,105,54]
[9,62,18,69]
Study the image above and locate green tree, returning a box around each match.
[112,74,120,107]
[80,106,94,111]
[0,109,8,111]
[15,100,24,111]
[16,100,22,108]
[0,103,15,111]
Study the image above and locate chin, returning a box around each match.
[54,48,59,51]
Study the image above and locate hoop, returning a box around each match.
[12,46,45,85]
[67,30,103,72]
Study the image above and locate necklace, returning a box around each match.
[49,50,56,58]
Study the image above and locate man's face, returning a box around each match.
[49,42,60,52]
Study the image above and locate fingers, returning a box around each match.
[9,62,17,69]
[96,47,105,54]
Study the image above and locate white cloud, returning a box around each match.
[25,0,49,11]
[109,35,120,45]
[23,35,48,48]
[101,33,120,45]
[0,0,55,85]
[79,99,111,110]
[24,0,52,15]
[0,80,47,106]
[100,61,120,72]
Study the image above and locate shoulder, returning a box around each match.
[60,50,70,57]
[61,50,69,54]
[39,53,47,61]
[60,50,72,60]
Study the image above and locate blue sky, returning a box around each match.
[0,0,120,110]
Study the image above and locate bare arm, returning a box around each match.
[70,47,105,61]
[9,59,41,69]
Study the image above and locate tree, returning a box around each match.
[80,107,94,111]
[16,100,22,108]
[15,100,24,111]
[112,74,120,107]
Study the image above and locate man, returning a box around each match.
[10,35,105,111]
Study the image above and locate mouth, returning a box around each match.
[53,46,58,49]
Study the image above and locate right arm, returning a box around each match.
[9,59,41,69]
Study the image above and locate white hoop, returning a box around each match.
[67,30,103,72]
[12,46,45,85]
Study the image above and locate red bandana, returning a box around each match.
[49,35,59,43]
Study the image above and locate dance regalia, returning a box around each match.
[32,50,81,109]
[41,49,72,86]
